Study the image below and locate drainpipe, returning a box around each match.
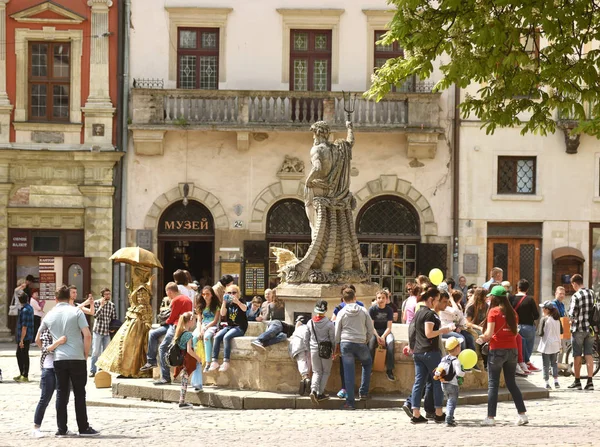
[452,85,461,277]
[112,0,131,318]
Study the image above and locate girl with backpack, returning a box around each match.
[173,311,203,409]
[537,301,562,390]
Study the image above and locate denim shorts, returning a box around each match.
[572,331,594,357]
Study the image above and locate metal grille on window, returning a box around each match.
[361,242,417,304]
[498,157,535,194]
[179,55,196,89]
[294,33,308,51]
[201,32,217,49]
[199,56,217,90]
[267,200,311,236]
[417,243,448,282]
[293,60,308,91]
[315,34,328,50]
[179,30,197,49]
[358,198,420,237]
[516,159,534,193]
[313,60,328,91]
[519,244,536,292]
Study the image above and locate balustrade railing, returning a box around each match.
[132,89,440,129]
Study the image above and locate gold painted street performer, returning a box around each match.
[282,118,368,284]
[96,266,154,378]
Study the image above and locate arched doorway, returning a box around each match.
[158,200,214,304]
[266,199,310,289]
[357,195,420,305]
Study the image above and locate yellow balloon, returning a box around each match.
[458,349,477,370]
[429,268,444,286]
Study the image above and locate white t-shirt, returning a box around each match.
[177,284,195,302]
[43,351,55,369]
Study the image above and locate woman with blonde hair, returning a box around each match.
[173,311,203,409]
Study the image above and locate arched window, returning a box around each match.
[266,199,310,288]
[357,196,420,305]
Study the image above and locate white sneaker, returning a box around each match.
[516,414,529,426]
[219,362,230,372]
[32,429,45,438]
[208,361,220,372]
[481,417,495,426]
[519,362,531,373]
[515,364,527,377]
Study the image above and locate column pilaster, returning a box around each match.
[82,0,115,148]
[0,1,13,144]
[0,182,14,339]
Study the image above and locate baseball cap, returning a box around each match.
[488,285,507,297]
[444,336,460,351]
[314,299,327,314]
[539,300,556,310]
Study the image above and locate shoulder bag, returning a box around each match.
[311,320,333,359]
[8,292,19,316]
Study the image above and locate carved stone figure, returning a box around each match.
[95,266,154,378]
[281,120,368,284]
[279,155,305,173]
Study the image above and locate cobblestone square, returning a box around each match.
[0,347,596,447]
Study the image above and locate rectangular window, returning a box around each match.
[374,30,416,92]
[290,29,332,91]
[497,156,537,194]
[177,28,219,89]
[28,42,70,121]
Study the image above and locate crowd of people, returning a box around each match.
[6,264,598,435]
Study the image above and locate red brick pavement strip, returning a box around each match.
[0,348,596,446]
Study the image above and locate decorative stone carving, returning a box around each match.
[281,120,368,284]
[557,120,580,154]
[32,131,64,144]
[278,155,304,174]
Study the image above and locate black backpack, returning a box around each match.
[590,295,600,331]
[166,340,184,367]
[439,356,456,382]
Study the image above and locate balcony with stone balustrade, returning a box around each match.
[129,88,443,156]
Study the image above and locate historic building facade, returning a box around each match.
[127,0,453,308]
[457,36,600,300]
[0,0,121,338]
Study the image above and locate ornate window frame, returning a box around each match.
[277,8,344,85]
[362,9,394,90]
[165,7,232,85]
[14,27,83,123]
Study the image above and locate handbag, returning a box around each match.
[157,308,171,325]
[8,293,19,317]
[311,320,333,359]
[373,345,387,372]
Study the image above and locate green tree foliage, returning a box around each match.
[367,0,600,137]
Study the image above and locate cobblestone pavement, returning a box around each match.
[0,347,596,447]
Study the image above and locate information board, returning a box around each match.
[245,263,265,297]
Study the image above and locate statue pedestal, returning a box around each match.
[276,282,380,323]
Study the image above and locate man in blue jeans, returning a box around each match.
[334,287,375,410]
[140,282,192,384]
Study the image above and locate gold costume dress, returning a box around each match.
[96,284,153,378]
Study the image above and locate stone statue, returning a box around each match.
[95,266,154,378]
[281,120,368,284]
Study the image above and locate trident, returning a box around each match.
[342,90,357,121]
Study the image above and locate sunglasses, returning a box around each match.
[228,291,238,295]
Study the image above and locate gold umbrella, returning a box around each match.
[109,247,163,269]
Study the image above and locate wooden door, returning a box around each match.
[62,257,92,300]
[487,238,541,303]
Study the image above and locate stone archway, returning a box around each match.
[249,179,305,233]
[144,183,229,231]
[354,175,437,237]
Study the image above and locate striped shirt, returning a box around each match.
[568,287,595,333]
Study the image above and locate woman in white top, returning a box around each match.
[30,291,45,336]
[174,269,195,302]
